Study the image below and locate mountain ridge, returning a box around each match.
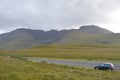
[0,25,120,50]
[79,25,113,34]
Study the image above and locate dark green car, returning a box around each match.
[94,63,114,70]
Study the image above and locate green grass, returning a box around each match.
[0,45,120,80]
[0,45,120,62]
[0,56,120,80]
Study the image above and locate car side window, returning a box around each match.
[104,64,110,67]
[100,64,104,66]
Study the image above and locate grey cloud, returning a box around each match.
[99,0,120,12]
[0,0,119,32]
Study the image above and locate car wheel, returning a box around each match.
[95,67,98,70]
[108,68,112,71]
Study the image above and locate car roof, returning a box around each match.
[103,62,114,66]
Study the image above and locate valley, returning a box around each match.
[0,25,120,80]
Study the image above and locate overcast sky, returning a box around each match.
[0,0,120,33]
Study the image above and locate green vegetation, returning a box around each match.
[59,31,120,45]
[0,56,120,80]
[1,25,120,50]
[0,45,120,80]
[0,45,120,62]
[0,26,120,80]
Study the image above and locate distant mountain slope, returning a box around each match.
[58,31,120,45]
[79,25,113,34]
[0,25,120,50]
[0,28,68,49]
[57,25,117,44]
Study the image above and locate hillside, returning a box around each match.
[0,25,120,49]
[0,28,68,49]
[58,25,120,45]
[79,25,113,34]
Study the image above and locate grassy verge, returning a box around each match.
[0,56,120,80]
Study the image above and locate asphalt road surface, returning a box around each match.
[27,57,120,70]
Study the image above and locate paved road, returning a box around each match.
[27,57,120,70]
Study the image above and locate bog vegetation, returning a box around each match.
[0,56,120,80]
[1,45,120,62]
[0,45,120,80]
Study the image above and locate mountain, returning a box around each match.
[57,25,117,44]
[79,25,113,34]
[0,25,120,50]
[0,28,68,49]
